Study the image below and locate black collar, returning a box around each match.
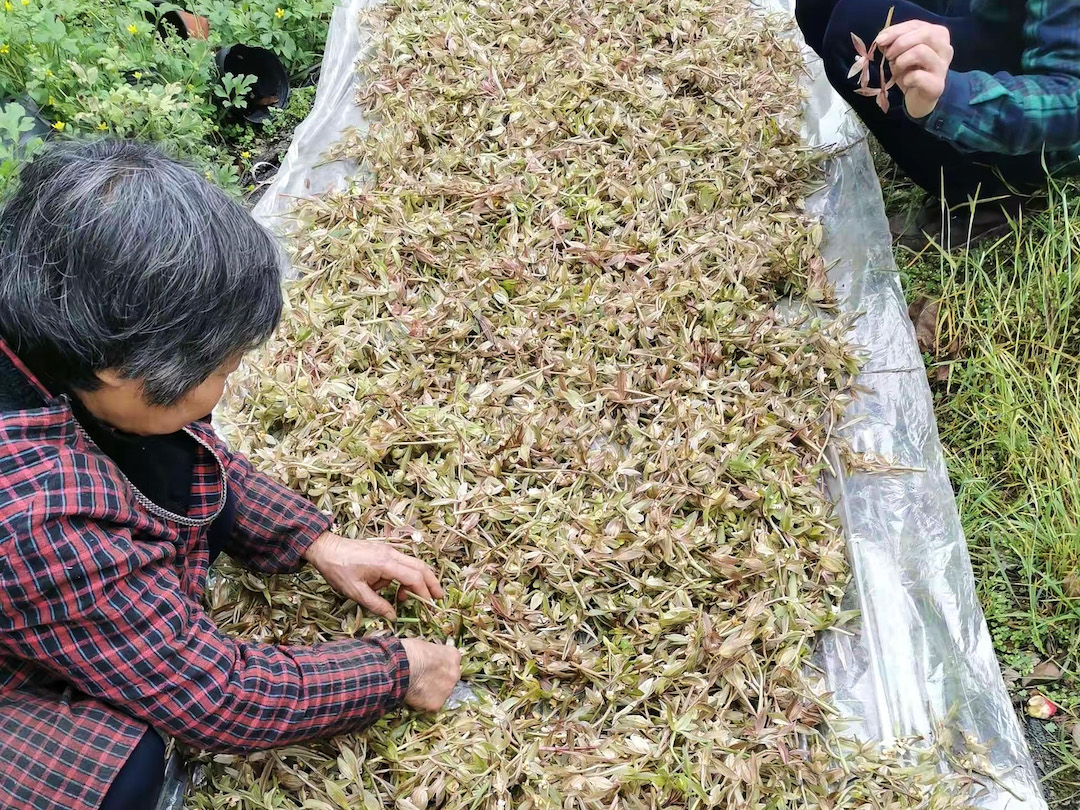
[0,347,50,412]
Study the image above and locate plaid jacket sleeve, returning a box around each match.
[0,465,410,753]
[211,435,333,575]
[921,0,1080,154]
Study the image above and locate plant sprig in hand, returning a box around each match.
[849,6,895,113]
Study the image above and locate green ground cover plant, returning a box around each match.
[0,0,331,193]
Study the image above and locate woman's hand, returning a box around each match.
[303,533,445,620]
[401,639,462,711]
[305,535,462,712]
[876,20,953,119]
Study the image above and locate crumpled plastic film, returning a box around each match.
[811,146,1045,809]
[251,0,378,232]
[154,745,188,810]
[779,6,1045,807]
[253,1,1045,806]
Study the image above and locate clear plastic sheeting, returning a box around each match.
[251,0,378,232]
[253,1,1044,806]
[811,147,1045,808]
[782,10,1044,807]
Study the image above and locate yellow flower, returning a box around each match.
[240,150,251,159]
[274,7,284,17]
[4,3,13,12]
[52,121,64,131]
[0,44,9,55]
[97,122,108,131]
[44,69,52,77]
[21,1,28,6]
[127,23,137,34]
[133,71,142,80]
[46,95,54,105]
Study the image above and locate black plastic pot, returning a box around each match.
[145,2,210,40]
[215,44,290,125]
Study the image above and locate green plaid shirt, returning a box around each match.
[924,0,1080,162]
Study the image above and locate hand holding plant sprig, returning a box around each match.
[851,7,955,119]
[877,19,954,118]
[848,7,896,113]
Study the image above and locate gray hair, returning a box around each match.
[0,140,284,405]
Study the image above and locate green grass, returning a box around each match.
[877,153,1080,805]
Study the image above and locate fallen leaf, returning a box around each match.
[1022,660,1063,687]
[1064,572,1080,598]
[907,297,941,354]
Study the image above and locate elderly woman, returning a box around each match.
[0,141,461,810]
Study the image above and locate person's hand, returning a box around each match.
[876,20,953,119]
[303,533,444,620]
[401,638,462,711]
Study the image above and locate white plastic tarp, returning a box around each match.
[252,2,1046,806]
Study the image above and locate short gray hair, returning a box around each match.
[0,140,284,405]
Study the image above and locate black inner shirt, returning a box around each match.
[69,397,238,561]
[70,397,197,517]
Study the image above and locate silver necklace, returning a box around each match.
[63,396,229,528]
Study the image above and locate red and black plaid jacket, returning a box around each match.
[0,340,410,810]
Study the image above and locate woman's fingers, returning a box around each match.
[875,19,932,48]
[891,43,944,76]
[312,536,450,615]
[384,560,436,601]
[875,19,922,42]
[387,550,446,599]
[373,570,442,600]
[890,44,948,109]
[881,29,951,64]
[356,581,397,621]
[876,20,951,61]
[423,566,445,599]
[890,50,948,118]
[897,70,947,117]
[403,555,445,599]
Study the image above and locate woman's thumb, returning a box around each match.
[356,582,396,620]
